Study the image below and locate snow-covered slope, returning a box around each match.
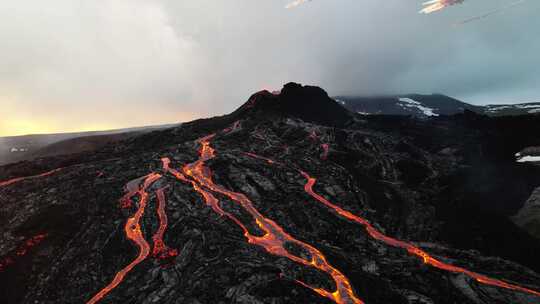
[516,147,540,163]
[334,94,482,118]
[335,94,540,118]
[397,97,439,117]
[485,103,540,116]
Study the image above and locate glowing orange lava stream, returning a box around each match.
[87,173,161,304]
[0,168,63,188]
[152,187,179,260]
[301,171,540,297]
[170,133,363,304]
[243,152,540,298]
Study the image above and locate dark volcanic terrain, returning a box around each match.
[1,83,540,304]
[0,124,176,166]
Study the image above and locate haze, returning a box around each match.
[1,0,538,136]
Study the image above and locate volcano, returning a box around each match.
[1,83,540,304]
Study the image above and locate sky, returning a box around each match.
[1,0,539,136]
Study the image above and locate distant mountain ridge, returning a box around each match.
[335,94,540,118]
[0,124,177,165]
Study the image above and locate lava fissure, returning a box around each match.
[243,152,540,298]
[0,168,63,188]
[176,133,363,304]
[242,152,282,165]
[86,173,162,304]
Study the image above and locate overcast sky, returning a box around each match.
[1,0,539,136]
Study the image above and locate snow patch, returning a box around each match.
[486,103,540,113]
[335,99,346,106]
[515,104,540,109]
[517,156,540,163]
[398,98,439,117]
[486,105,512,112]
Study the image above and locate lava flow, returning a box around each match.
[0,168,63,188]
[299,171,540,297]
[0,233,48,272]
[176,134,363,304]
[244,151,540,297]
[87,173,161,304]
[152,187,179,260]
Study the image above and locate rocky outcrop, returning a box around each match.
[513,187,540,238]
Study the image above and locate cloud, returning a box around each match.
[0,0,539,135]
[0,0,201,135]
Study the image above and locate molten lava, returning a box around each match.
[87,173,161,304]
[243,151,540,298]
[0,233,48,272]
[151,187,179,260]
[300,171,540,297]
[174,134,364,304]
[86,116,539,303]
[0,168,63,188]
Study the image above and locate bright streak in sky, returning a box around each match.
[420,0,465,14]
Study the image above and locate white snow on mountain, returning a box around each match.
[398,98,439,117]
[516,149,540,163]
[335,99,346,106]
[515,104,540,109]
[517,156,540,163]
[486,103,540,114]
[486,105,513,112]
